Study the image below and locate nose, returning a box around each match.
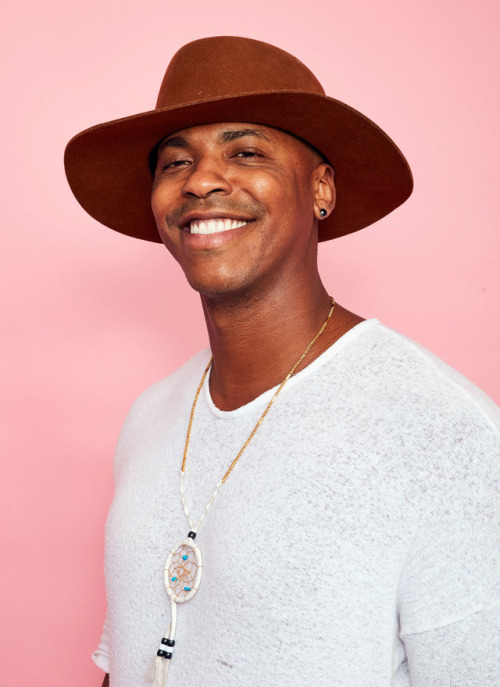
[181,156,232,198]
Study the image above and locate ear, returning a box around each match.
[312,164,336,221]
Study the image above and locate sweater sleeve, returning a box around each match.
[401,602,500,686]
[92,613,110,674]
[397,426,500,684]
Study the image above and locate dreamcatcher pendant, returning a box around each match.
[164,534,203,604]
[151,532,203,687]
[151,473,221,687]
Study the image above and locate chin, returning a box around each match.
[183,269,257,301]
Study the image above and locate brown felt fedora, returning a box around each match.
[64,36,413,243]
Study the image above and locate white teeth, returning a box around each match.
[189,218,249,234]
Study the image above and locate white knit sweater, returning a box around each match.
[93,320,500,686]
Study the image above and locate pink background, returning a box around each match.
[1,0,498,684]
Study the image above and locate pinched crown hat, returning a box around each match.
[64,36,413,242]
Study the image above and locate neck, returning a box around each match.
[200,276,363,411]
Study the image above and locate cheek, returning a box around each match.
[248,174,292,219]
[150,177,182,224]
[150,189,178,257]
[150,185,166,226]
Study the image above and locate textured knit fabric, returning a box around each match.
[92,320,500,686]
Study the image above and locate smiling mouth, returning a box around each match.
[187,218,250,235]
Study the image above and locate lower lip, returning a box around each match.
[181,222,253,250]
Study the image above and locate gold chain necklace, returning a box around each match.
[151,297,335,687]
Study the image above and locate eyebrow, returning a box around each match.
[158,135,189,151]
[220,128,271,142]
[158,127,271,153]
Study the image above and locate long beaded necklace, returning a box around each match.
[151,298,335,686]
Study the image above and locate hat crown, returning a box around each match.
[156,36,325,109]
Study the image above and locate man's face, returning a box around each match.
[151,122,330,297]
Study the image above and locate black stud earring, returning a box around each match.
[319,208,328,218]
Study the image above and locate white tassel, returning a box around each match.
[151,604,177,687]
[151,654,171,687]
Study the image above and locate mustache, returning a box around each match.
[166,198,264,226]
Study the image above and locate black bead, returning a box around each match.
[187,531,196,539]
[157,649,172,659]
[161,638,175,647]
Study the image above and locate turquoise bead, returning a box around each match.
[171,576,177,581]
[182,555,188,560]
[184,587,191,591]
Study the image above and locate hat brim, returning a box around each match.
[64,91,413,242]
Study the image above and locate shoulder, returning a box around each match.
[113,348,211,454]
[350,320,500,437]
[129,348,210,414]
[333,320,500,497]
[367,330,500,635]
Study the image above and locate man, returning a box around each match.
[65,37,499,687]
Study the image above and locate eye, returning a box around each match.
[160,158,190,171]
[232,149,264,162]
[154,159,190,180]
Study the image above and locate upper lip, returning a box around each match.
[179,210,254,230]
